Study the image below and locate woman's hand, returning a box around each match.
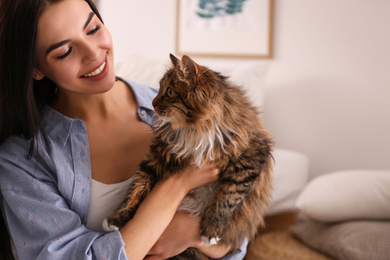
[145,211,231,260]
[175,164,219,194]
[145,211,202,260]
[144,165,231,260]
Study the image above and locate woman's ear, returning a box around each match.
[32,68,44,80]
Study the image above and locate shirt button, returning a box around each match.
[140,109,146,116]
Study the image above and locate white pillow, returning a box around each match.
[205,60,268,109]
[296,169,390,223]
[115,53,168,89]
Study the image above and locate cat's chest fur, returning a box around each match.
[157,120,238,169]
[160,126,237,216]
[155,124,229,215]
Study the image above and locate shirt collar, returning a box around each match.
[40,78,157,147]
[119,77,156,113]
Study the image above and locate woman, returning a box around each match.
[0,0,248,259]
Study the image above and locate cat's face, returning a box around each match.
[152,54,224,129]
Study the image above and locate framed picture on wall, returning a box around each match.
[175,0,274,59]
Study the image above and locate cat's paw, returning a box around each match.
[102,218,119,232]
[201,236,220,246]
[200,215,224,246]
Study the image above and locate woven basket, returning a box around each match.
[245,230,333,260]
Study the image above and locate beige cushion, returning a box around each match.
[291,218,390,260]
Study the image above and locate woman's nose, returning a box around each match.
[81,40,100,63]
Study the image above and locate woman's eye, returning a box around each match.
[56,47,72,60]
[166,88,174,96]
[87,25,101,35]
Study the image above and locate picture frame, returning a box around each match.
[175,0,274,59]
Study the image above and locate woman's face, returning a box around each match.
[35,0,115,96]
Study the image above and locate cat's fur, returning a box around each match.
[107,54,273,259]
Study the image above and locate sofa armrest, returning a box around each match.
[265,148,310,216]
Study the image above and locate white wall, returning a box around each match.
[261,0,390,177]
[98,0,390,178]
[99,0,177,63]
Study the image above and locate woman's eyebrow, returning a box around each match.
[46,40,71,55]
[45,12,96,55]
[83,12,95,30]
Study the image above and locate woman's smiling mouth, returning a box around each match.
[83,61,106,77]
[81,57,109,81]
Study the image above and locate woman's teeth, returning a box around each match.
[83,62,106,77]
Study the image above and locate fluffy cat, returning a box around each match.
[107,54,273,259]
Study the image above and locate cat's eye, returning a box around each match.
[166,87,174,97]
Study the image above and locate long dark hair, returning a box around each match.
[0,1,103,259]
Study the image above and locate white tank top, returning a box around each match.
[11,178,134,260]
[86,177,134,233]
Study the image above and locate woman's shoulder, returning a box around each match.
[0,132,57,190]
[0,106,79,180]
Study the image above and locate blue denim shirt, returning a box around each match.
[0,79,247,260]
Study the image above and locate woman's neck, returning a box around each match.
[50,80,137,123]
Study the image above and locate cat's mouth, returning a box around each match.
[154,106,170,117]
[155,105,190,119]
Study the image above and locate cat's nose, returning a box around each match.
[152,97,158,108]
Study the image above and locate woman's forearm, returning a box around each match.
[119,165,219,259]
[119,174,188,260]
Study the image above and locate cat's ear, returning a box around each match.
[181,55,199,78]
[170,53,180,67]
